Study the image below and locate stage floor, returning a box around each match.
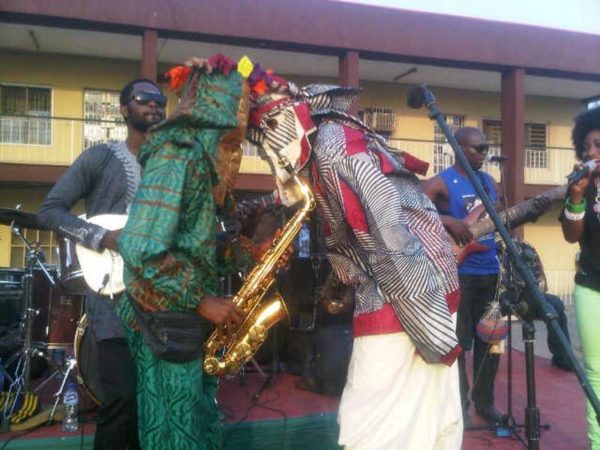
[0,348,589,450]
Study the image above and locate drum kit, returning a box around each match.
[0,207,103,427]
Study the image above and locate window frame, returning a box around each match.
[0,82,53,147]
[82,87,127,149]
[482,118,548,168]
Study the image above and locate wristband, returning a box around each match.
[565,197,586,214]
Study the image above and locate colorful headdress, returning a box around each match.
[161,54,251,207]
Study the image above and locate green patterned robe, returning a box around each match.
[116,69,243,450]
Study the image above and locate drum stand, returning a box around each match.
[1,225,55,431]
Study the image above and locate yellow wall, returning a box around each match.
[0,186,51,267]
[0,51,179,165]
[0,185,84,268]
[292,76,581,147]
[523,204,577,270]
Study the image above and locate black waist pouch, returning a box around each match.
[129,296,214,363]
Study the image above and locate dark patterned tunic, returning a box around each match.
[311,118,460,364]
[38,141,140,341]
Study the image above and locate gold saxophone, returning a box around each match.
[203,157,315,376]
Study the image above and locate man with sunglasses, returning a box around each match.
[38,78,166,450]
[423,126,503,427]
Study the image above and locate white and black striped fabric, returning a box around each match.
[311,118,459,364]
[248,83,460,363]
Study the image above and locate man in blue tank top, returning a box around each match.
[423,127,502,426]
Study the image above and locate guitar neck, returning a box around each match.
[469,184,567,239]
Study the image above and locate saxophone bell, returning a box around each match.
[203,292,289,376]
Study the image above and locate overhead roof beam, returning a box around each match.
[2,0,600,78]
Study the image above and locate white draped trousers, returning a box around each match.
[338,316,463,450]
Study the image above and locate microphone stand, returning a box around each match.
[495,158,551,443]
[408,84,600,450]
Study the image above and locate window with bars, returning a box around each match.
[433,114,465,173]
[525,123,548,169]
[0,84,52,145]
[10,229,59,268]
[482,120,502,145]
[482,119,548,168]
[83,89,127,149]
[358,107,396,135]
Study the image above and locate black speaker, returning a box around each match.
[311,324,353,396]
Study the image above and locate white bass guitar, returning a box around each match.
[76,214,128,296]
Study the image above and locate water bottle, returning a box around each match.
[62,382,79,432]
[298,224,310,258]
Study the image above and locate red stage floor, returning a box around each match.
[0,348,589,449]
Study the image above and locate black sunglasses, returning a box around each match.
[470,144,490,153]
[129,92,167,107]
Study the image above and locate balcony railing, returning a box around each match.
[0,115,125,165]
[0,115,275,173]
[387,139,576,185]
[0,116,578,186]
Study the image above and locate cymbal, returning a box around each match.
[0,208,49,231]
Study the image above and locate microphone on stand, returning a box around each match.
[486,155,509,163]
[567,160,598,185]
[407,84,435,109]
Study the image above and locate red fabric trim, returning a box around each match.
[401,151,429,176]
[248,98,290,126]
[439,344,462,366]
[343,126,367,156]
[352,289,462,365]
[446,289,460,314]
[339,177,369,234]
[377,149,396,175]
[353,304,404,337]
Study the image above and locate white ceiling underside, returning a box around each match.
[1,23,599,100]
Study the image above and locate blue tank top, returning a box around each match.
[438,166,499,275]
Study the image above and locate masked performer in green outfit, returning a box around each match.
[116,55,248,450]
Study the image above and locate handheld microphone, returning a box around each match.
[567,160,598,185]
[486,155,509,163]
[407,84,435,109]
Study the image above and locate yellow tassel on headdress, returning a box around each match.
[237,56,254,79]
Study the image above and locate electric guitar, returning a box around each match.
[450,184,567,266]
[76,214,127,296]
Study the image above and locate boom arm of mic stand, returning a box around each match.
[413,85,600,423]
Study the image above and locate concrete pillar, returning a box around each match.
[501,68,526,236]
[501,68,526,205]
[338,51,360,115]
[141,29,158,82]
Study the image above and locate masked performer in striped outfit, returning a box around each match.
[116,56,247,450]
[245,66,463,450]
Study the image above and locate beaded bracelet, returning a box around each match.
[564,208,585,221]
[565,197,587,214]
